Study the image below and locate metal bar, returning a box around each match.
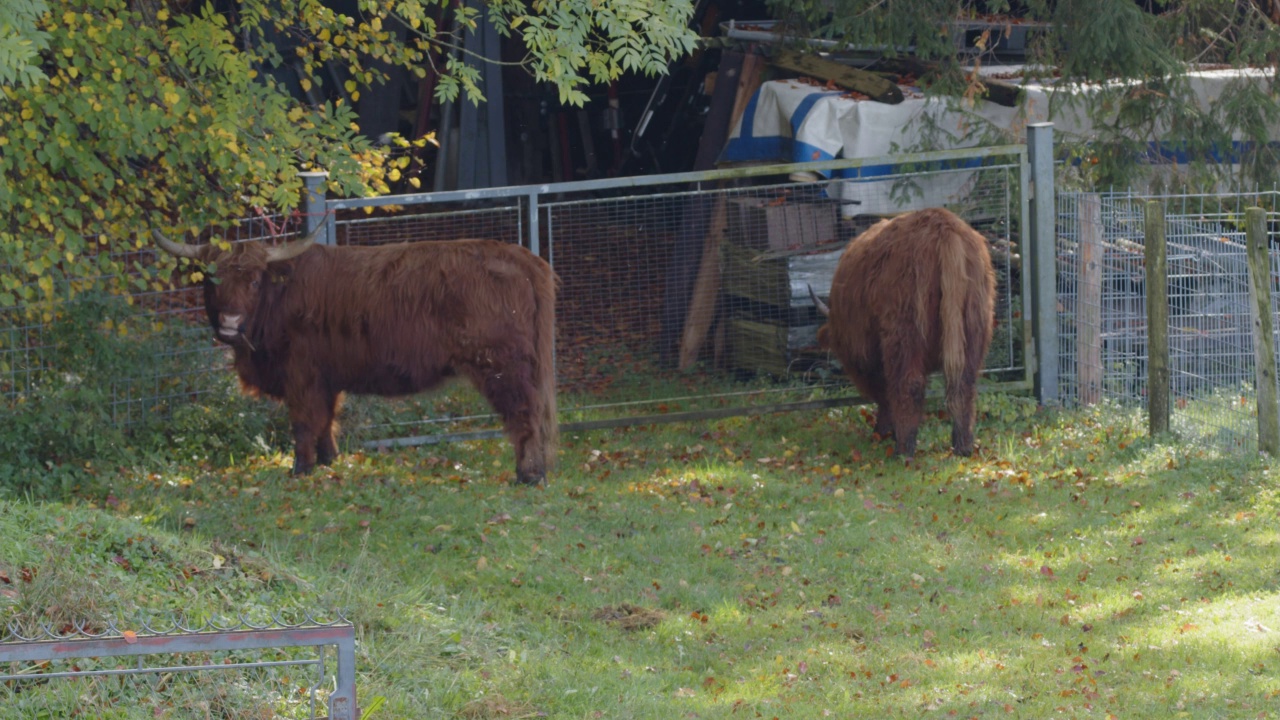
[300,171,331,244]
[0,626,354,663]
[362,380,1033,450]
[327,145,1027,210]
[528,190,541,258]
[1027,122,1058,404]
[329,628,358,720]
[0,658,318,682]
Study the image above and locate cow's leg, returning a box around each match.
[947,340,985,457]
[882,343,927,461]
[469,359,546,486]
[286,383,331,476]
[316,392,343,466]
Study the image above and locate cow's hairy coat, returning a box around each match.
[179,237,558,484]
[816,208,995,459]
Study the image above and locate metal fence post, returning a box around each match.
[1027,123,1058,405]
[300,171,331,244]
[527,188,541,259]
[330,630,359,720]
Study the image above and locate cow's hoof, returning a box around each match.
[291,460,315,476]
[515,471,546,487]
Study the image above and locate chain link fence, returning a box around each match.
[1055,190,1280,453]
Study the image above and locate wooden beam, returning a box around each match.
[1246,206,1280,454]
[1077,194,1102,406]
[1144,200,1170,437]
[769,49,904,105]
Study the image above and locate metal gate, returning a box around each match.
[321,146,1034,447]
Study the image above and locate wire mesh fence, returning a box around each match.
[1056,190,1280,453]
[0,214,301,431]
[0,611,356,719]
[1,148,1030,453]
[332,150,1030,444]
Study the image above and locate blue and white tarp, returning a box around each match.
[719,69,1277,213]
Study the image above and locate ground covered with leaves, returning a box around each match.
[5,394,1280,718]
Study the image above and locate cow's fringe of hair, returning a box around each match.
[938,220,973,386]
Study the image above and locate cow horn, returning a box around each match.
[808,284,830,318]
[152,229,204,259]
[265,223,324,263]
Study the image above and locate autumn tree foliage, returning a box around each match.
[0,0,698,311]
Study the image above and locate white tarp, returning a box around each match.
[720,67,1276,214]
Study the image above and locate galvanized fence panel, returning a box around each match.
[2,147,1030,452]
[327,147,1031,446]
[0,612,357,719]
[1056,190,1280,453]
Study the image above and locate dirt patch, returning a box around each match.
[591,603,664,631]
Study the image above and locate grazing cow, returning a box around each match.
[155,226,559,484]
[811,208,995,460]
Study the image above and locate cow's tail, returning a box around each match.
[533,267,560,468]
[938,225,974,387]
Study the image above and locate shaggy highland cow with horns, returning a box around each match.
[155,225,559,484]
[812,207,996,461]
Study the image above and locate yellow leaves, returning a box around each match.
[387,168,401,182]
[344,79,357,94]
[408,177,421,189]
[288,107,304,122]
[163,90,180,106]
[299,77,312,92]
[156,8,169,21]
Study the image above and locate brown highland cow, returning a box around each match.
[155,226,559,484]
[812,207,996,460]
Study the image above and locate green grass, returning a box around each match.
[5,394,1280,718]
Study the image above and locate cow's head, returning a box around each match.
[154,226,320,345]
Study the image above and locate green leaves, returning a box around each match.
[0,0,49,88]
[1,0,697,312]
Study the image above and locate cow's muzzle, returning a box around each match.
[217,313,245,339]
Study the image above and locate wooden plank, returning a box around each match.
[727,317,790,376]
[1144,200,1170,436]
[1246,206,1280,454]
[770,50,904,104]
[679,195,728,370]
[1077,193,1102,406]
[693,50,744,171]
[729,52,768,134]
[721,242,788,307]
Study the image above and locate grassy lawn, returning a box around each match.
[4,394,1280,718]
